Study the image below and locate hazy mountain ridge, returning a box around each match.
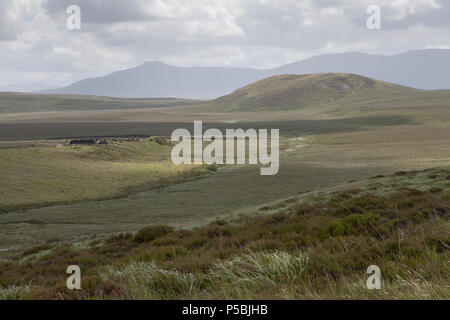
[39,49,450,99]
[272,50,450,90]
[41,62,268,99]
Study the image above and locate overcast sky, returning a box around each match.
[1,0,449,90]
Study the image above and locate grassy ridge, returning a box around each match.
[0,93,197,114]
[198,73,419,112]
[0,168,448,299]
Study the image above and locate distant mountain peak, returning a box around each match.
[140,61,170,67]
[39,49,450,99]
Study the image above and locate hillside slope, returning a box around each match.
[199,73,419,112]
[0,92,196,114]
[1,167,448,299]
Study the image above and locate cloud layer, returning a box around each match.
[1,0,449,90]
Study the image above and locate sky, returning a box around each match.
[0,0,449,91]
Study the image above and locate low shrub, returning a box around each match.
[132,225,174,244]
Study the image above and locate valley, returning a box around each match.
[0,73,448,300]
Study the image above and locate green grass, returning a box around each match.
[0,122,449,253]
[0,283,32,300]
[0,168,448,299]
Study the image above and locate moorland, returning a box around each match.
[0,73,448,299]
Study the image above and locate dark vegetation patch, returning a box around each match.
[0,115,411,141]
[69,139,101,145]
[132,226,174,244]
[429,187,442,194]
[148,136,170,146]
[21,244,53,257]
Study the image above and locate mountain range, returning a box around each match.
[38,49,450,99]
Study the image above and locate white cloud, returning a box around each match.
[425,44,450,49]
[0,0,449,90]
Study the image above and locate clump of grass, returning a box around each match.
[0,283,32,300]
[209,251,307,288]
[103,262,202,299]
[103,251,308,299]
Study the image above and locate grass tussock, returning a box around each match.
[0,283,32,300]
[102,251,307,299]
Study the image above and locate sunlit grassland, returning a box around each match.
[0,140,202,213]
[0,136,291,214]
